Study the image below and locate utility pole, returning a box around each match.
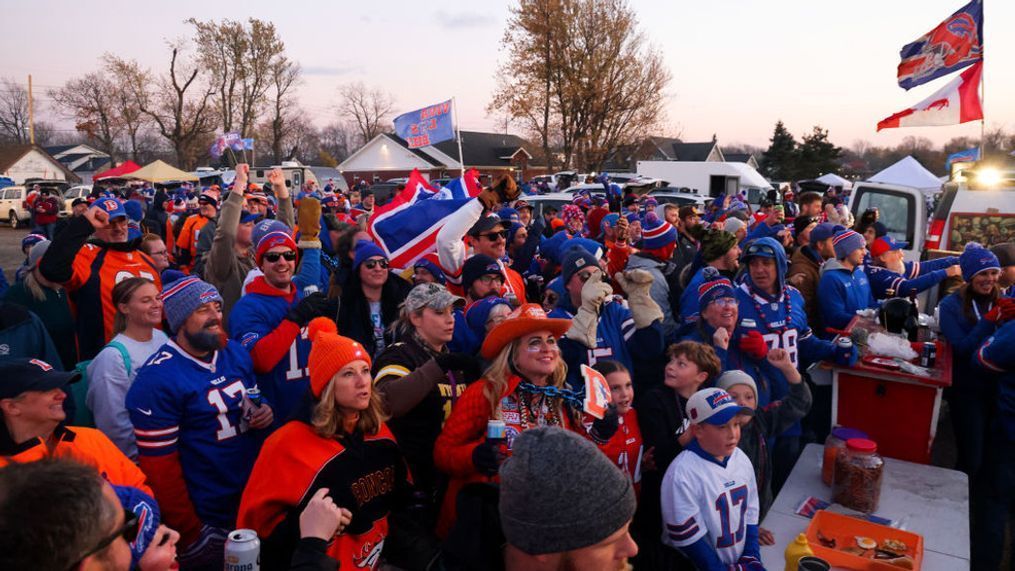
[27,74,35,145]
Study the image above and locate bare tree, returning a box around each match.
[266,56,302,163]
[0,77,31,143]
[49,72,122,163]
[108,44,216,169]
[337,82,395,145]
[187,18,286,138]
[319,121,356,165]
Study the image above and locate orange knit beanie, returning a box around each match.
[307,317,372,398]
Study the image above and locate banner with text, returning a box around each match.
[393,99,456,148]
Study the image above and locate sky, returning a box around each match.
[2,0,1010,152]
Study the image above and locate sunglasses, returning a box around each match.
[745,243,777,257]
[364,258,389,270]
[72,509,139,567]
[263,251,297,263]
[479,230,509,241]
[576,269,600,283]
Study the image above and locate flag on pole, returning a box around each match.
[392,100,456,149]
[897,0,982,90]
[367,168,482,269]
[945,147,980,170]
[877,62,982,131]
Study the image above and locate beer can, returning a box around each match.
[921,342,936,368]
[245,387,263,408]
[836,337,853,350]
[486,420,506,441]
[224,529,260,571]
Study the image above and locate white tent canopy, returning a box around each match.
[815,173,852,190]
[868,156,942,196]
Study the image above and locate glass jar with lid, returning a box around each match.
[822,427,868,486]
[832,438,884,513]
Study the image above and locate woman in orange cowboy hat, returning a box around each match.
[433,304,620,538]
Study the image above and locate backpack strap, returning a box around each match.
[105,341,132,378]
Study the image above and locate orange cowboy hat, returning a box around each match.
[480,303,571,360]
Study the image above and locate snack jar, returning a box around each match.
[832,438,884,513]
[821,427,868,486]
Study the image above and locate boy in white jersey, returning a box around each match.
[661,387,762,570]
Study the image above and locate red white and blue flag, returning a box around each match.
[367,168,482,269]
[878,61,982,131]
[897,0,982,90]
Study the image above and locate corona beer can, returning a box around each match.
[224,529,260,571]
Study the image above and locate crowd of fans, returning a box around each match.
[0,166,1014,571]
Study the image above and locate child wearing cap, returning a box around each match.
[717,349,812,524]
[661,387,761,570]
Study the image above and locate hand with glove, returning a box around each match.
[434,352,483,381]
[565,273,613,348]
[985,298,1015,324]
[738,330,769,360]
[616,269,664,329]
[477,174,520,210]
[287,292,336,327]
[472,438,506,476]
[297,197,322,247]
[589,404,620,442]
[615,215,629,241]
[832,339,859,367]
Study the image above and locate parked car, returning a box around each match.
[367,182,402,206]
[0,186,30,228]
[516,192,574,221]
[62,185,93,217]
[848,162,1015,306]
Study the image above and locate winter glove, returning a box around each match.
[739,330,769,360]
[589,404,620,443]
[616,269,664,329]
[297,197,322,248]
[833,341,859,367]
[287,292,334,327]
[985,298,1015,323]
[472,439,505,477]
[178,524,228,569]
[565,277,613,348]
[434,352,483,380]
[477,175,520,210]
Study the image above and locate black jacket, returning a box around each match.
[337,272,412,358]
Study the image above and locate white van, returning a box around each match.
[0,186,30,228]
[63,185,93,217]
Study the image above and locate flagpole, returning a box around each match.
[979,0,985,158]
[453,97,465,177]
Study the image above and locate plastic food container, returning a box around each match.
[832,438,884,513]
[805,511,923,570]
[822,427,868,486]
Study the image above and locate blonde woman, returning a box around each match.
[86,277,167,459]
[238,318,409,571]
[433,304,620,538]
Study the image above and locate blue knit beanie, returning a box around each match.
[959,242,1001,282]
[161,276,223,333]
[641,212,677,250]
[353,239,387,270]
[113,485,161,570]
[566,238,604,260]
[697,267,735,313]
[561,247,600,285]
[251,219,290,251]
[123,200,144,222]
[832,229,866,260]
[413,256,447,285]
[465,296,512,339]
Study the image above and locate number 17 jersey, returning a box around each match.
[126,339,262,529]
[661,446,759,566]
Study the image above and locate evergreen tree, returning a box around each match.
[760,120,799,181]
[797,126,843,179]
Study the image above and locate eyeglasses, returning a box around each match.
[71,509,139,567]
[478,274,504,285]
[263,251,297,263]
[364,258,389,270]
[149,250,168,257]
[711,298,738,308]
[576,269,600,283]
[479,230,508,241]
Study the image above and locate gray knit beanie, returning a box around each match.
[161,276,223,333]
[498,426,636,555]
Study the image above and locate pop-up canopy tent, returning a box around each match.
[815,172,853,190]
[93,160,141,181]
[125,160,199,183]
[868,156,942,196]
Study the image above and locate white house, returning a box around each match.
[45,143,111,184]
[0,144,80,183]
